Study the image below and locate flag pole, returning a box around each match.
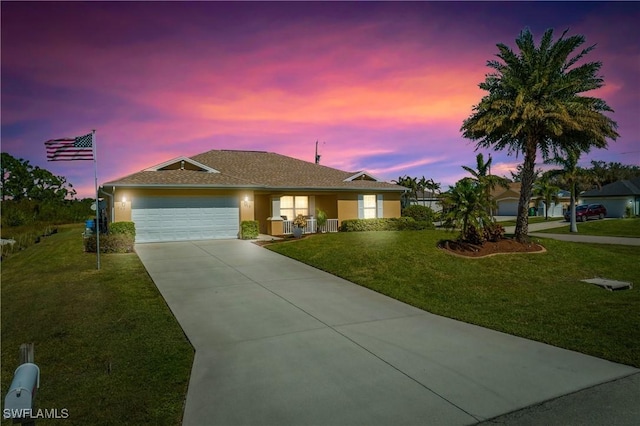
[93,129,101,270]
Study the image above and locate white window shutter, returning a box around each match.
[357,195,364,219]
[377,194,384,218]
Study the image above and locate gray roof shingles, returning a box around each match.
[581,177,640,197]
[103,150,403,191]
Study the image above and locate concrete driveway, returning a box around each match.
[136,239,637,425]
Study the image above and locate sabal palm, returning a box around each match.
[461,28,618,242]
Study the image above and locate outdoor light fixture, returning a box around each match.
[121,196,127,208]
[243,196,250,207]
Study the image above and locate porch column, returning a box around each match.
[268,196,283,235]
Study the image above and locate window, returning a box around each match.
[280,196,308,220]
[363,194,377,219]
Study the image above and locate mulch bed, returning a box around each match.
[438,238,546,258]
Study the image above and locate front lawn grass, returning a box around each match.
[497,216,563,226]
[1,225,194,425]
[536,218,640,237]
[268,230,640,367]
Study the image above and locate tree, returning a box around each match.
[393,176,418,208]
[29,166,76,202]
[532,174,560,220]
[545,149,592,232]
[417,176,428,206]
[424,178,441,210]
[462,153,509,216]
[1,152,33,201]
[1,152,76,201]
[507,163,542,184]
[461,28,618,242]
[442,178,492,243]
[587,161,640,187]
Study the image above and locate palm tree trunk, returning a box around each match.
[569,181,578,233]
[515,141,537,242]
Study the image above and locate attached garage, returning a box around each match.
[497,200,519,216]
[132,196,239,243]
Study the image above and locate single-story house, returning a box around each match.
[412,190,443,212]
[102,149,405,243]
[491,183,529,216]
[579,177,640,218]
[491,183,570,217]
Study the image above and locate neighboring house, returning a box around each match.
[491,183,526,216]
[579,177,640,218]
[534,189,571,218]
[491,183,570,217]
[412,190,443,212]
[102,150,405,243]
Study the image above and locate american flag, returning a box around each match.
[45,133,94,161]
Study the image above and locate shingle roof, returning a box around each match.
[103,150,404,192]
[581,177,640,197]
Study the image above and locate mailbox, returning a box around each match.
[4,363,39,411]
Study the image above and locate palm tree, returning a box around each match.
[424,178,441,210]
[393,176,418,209]
[442,178,492,243]
[417,176,428,206]
[461,28,618,242]
[533,174,560,220]
[545,149,592,233]
[462,153,509,218]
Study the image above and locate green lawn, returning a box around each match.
[536,218,640,237]
[268,230,640,367]
[497,216,563,226]
[1,225,194,425]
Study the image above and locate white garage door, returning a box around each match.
[132,196,239,243]
[497,200,519,216]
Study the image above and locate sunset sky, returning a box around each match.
[2,1,638,198]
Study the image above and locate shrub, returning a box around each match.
[3,209,28,227]
[340,217,418,232]
[316,209,328,228]
[461,224,485,245]
[84,234,134,253]
[109,221,136,237]
[483,222,505,242]
[240,220,259,239]
[402,205,435,223]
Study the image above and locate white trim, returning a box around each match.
[344,171,382,182]
[376,194,384,218]
[144,156,219,173]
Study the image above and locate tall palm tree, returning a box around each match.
[462,153,509,218]
[461,28,618,242]
[417,176,428,206]
[393,176,418,209]
[545,150,591,233]
[424,178,441,210]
